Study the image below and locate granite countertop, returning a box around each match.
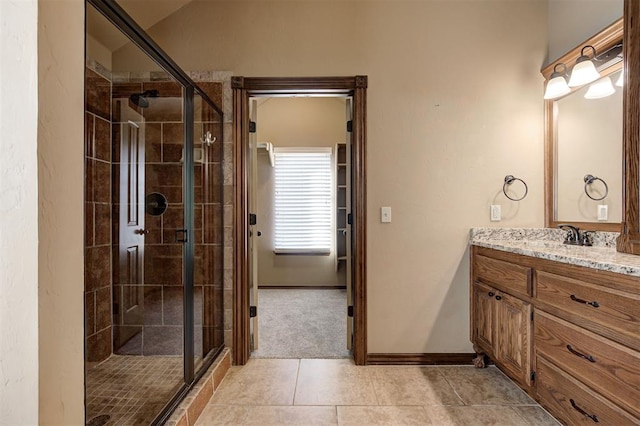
[470,228,640,277]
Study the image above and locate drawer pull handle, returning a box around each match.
[567,345,596,363]
[495,295,502,301]
[570,294,600,308]
[488,291,495,297]
[570,399,599,423]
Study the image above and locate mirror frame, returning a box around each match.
[543,18,623,232]
[617,0,640,254]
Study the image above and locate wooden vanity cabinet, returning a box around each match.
[472,252,533,389]
[471,246,640,425]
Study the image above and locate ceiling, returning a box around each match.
[86,0,191,51]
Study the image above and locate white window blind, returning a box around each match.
[274,147,333,254]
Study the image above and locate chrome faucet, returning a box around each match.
[558,224,581,245]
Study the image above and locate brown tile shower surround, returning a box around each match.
[109,76,225,358]
[85,67,113,362]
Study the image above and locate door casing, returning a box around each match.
[232,76,368,365]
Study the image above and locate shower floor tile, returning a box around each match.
[86,355,183,425]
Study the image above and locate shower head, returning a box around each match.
[129,89,160,108]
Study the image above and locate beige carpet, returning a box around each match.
[251,289,351,359]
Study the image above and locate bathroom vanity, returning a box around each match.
[470,229,640,425]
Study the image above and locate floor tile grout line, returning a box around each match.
[510,405,540,426]
[292,358,302,406]
[434,366,468,406]
[366,364,381,406]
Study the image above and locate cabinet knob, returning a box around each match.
[488,292,495,297]
[495,295,502,301]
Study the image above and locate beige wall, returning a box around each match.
[0,1,39,423]
[256,97,346,286]
[1,1,85,423]
[556,73,622,222]
[115,0,549,354]
[38,0,85,423]
[547,0,622,64]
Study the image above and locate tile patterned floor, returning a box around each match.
[195,359,560,425]
[85,355,183,425]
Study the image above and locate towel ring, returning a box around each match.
[584,174,608,201]
[503,175,528,201]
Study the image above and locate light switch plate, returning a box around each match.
[490,205,501,222]
[598,204,608,221]
[381,206,391,223]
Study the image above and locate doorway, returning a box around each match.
[232,76,368,365]
[250,97,351,359]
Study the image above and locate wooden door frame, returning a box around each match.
[232,76,368,365]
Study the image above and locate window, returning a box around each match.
[274,147,333,254]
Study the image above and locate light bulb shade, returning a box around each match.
[568,59,601,87]
[616,69,624,87]
[584,76,615,99]
[544,75,571,99]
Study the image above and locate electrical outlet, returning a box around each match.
[490,205,501,222]
[598,204,608,221]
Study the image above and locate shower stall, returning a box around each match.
[84,1,225,424]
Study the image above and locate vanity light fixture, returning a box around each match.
[616,69,624,87]
[544,63,571,100]
[568,45,601,87]
[584,76,616,99]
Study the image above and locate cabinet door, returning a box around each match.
[496,293,532,386]
[473,282,496,354]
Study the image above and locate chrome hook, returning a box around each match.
[200,130,216,146]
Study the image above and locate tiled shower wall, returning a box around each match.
[84,61,232,362]
[85,65,113,363]
[190,71,235,356]
[110,72,226,357]
[194,83,226,357]
[111,77,188,355]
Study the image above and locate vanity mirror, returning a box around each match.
[543,18,623,232]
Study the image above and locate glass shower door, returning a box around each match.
[86,2,226,424]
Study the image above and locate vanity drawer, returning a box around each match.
[536,356,639,425]
[474,255,531,297]
[535,311,640,418]
[536,270,640,350]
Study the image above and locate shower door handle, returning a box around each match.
[176,229,188,243]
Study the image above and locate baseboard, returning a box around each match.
[366,353,476,365]
[258,285,347,290]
